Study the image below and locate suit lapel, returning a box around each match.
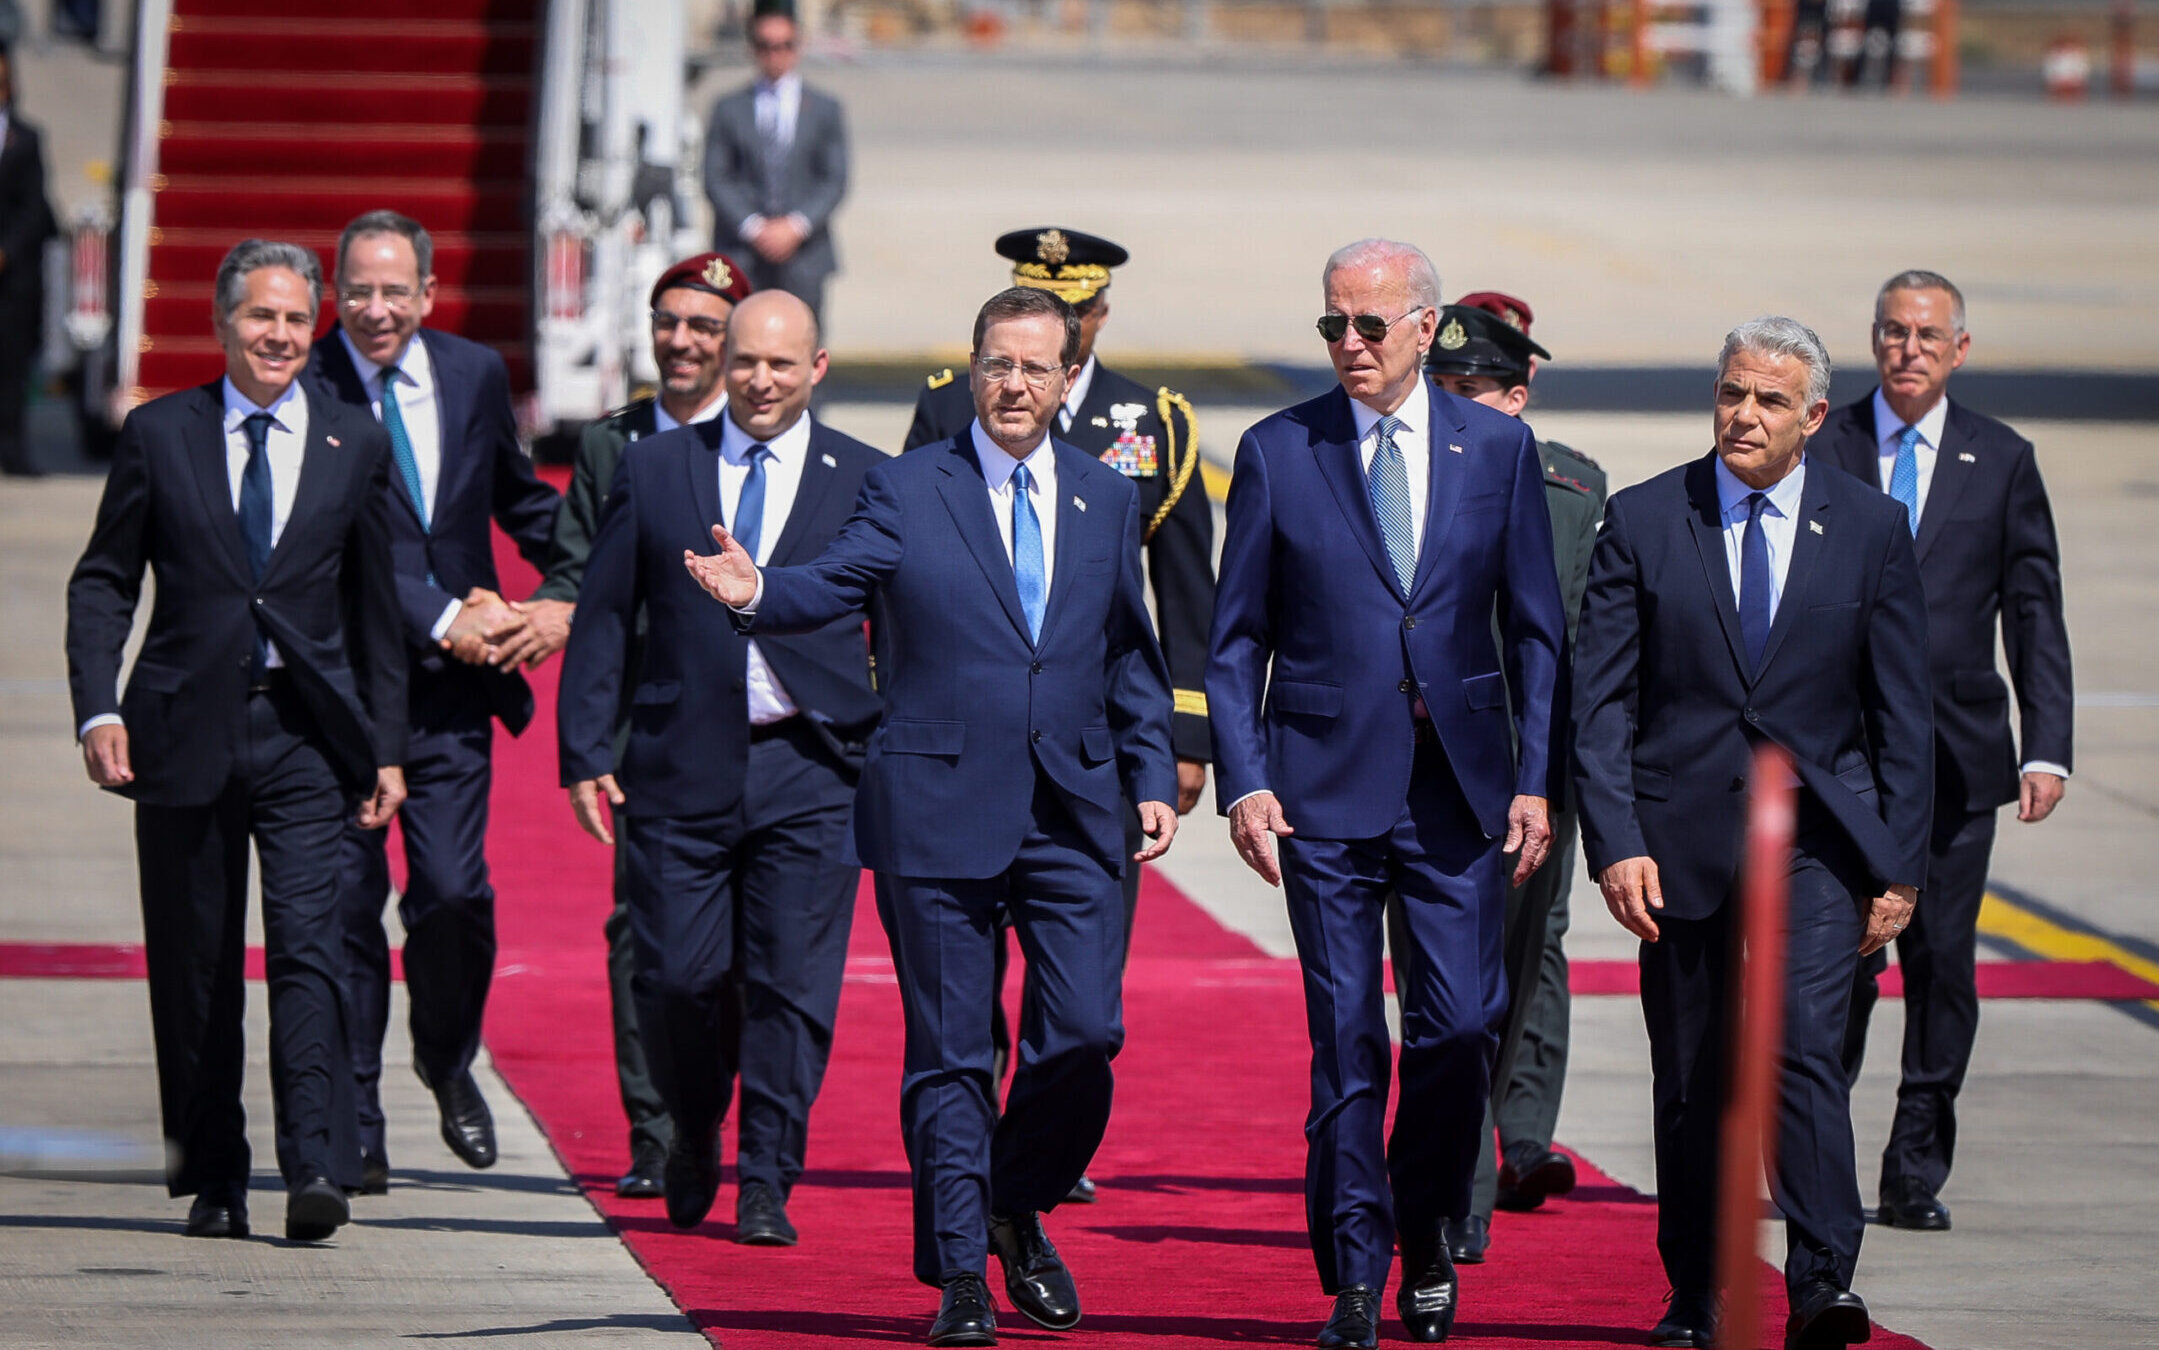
[185,382,252,583]
[1682,455,1752,682]
[1408,382,1467,599]
[419,331,467,528]
[686,420,724,541]
[1311,389,1401,595]
[1913,401,1978,564]
[1750,464,1832,681]
[768,422,840,566]
[934,437,1034,645]
[263,388,341,581]
[1034,443,1095,650]
[318,331,426,530]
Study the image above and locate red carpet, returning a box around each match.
[471,535,1933,1349]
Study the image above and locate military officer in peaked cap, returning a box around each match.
[904,227,1213,1203]
[1418,292,1606,1266]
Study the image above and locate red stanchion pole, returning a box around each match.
[1716,744,1796,1350]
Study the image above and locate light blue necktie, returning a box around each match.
[1367,414,1415,595]
[380,370,429,531]
[1888,423,1922,536]
[1010,462,1046,643]
[732,444,771,560]
[1739,492,1774,673]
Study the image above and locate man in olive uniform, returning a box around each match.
[904,227,1212,1202]
[529,251,755,1198]
[1422,293,1606,1263]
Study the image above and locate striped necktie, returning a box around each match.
[1888,423,1921,536]
[1367,414,1415,595]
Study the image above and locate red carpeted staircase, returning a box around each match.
[133,0,538,403]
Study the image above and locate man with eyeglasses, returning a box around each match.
[703,0,848,324]
[684,285,1177,1346]
[1812,269,2073,1235]
[526,251,755,1200]
[1207,239,1565,1347]
[309,209,562,1192]
[905,226,1213,1204]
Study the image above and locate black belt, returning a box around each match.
[749,717,798,742]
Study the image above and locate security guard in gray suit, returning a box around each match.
[1417,294,1606,1263]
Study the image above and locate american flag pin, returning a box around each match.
[1449,443,1464,454]
[821,453,837,467]
[1958,452,1976,463]
[1074,496,1087,511]
[1809,520,1825,535]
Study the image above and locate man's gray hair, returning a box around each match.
[1875,269,1966,334]
[1322,238,1441,311]
[214,239,322,324]
[337,209,435,282]
[1719,316,1832,406]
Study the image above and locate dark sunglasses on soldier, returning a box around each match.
[1316,306,1425,345]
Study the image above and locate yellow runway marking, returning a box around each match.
[1978,890,2159,1016]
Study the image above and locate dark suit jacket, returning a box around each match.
[905,365,1215,760]
[1811,393,2072,811]
[308,328,558,734]
[0,114,57,355]
[557,416,884,817]
[1572,454,1935,920]
[702,81,848,282]
[532,398,660,605]
[744,434,1176,879]
[1206,383,1567,841]
[66,381,407,805]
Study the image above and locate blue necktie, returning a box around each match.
[1739,491,1774,673]
[380,370,429,530]
[731,444,771,560]
[1010,462,1046,643]
[1367,414,1415,595]
[238,412,275,679]
[1888,423,1921,536]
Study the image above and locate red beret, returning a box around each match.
[650,252,755,309]
[1454,290,1535,338]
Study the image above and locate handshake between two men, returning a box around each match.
[441,587,573,672]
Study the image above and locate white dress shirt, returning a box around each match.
[719,409,812,724]
[341,330,461,639]
[1349,385,1432,558]
[1873,387,1948,519]
[1058,354,1099,434]
[971,419,1059,600]
[739,73,811,243]
[1714,454,1806,622]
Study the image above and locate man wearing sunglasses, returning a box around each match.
[529,251,755,1201]
[905,226,1214,1204]
[1207,240,1566,1348]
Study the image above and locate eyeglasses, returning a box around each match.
[1317,306,1425,345]
[1874,321,1956,352]
[750,37,796,53]
[974,356,1064,390]
[340,285,418,313]
[653,310,726,340]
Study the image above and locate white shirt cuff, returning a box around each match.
[1225,789,1272,815]
[786,211,811,236]
[2021,761,2070,779]
[431,598,463,643]
[740,214,767,242]
[727,570,765,617]
[78,713,124,741]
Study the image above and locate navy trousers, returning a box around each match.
[135,681,359,1195]
[1281,735,1506,1296]
[619,717,857,1196]
[879,773,1126,1287]
[337,687,497,1160]
[1640,809,1870,1299]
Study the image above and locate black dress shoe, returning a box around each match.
[615,1142,666,1199]
[1396,1242,1459,1344]
[1066,1173,1098,1204]
[1317,1285,1379,1349]
[1785,1279,1871,1350]
[988,1211,1079,1330]
[433,1070,497,1169]
[355,1150,390,1196]
[735,1182,799,1246]
[1650,1287,1720,1347]
[1442,1213,1490,1264]
[1876,1176,1950,1231]
[1495,1145,1578,1211]
[663,1130,721,1230]
[284,1171,351,1243]
[185,1183,250,1239]
[927,1273,997,1346]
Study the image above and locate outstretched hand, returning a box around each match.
[1134,800,1179,863]
[683,525,760,608]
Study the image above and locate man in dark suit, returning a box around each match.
[1573,317,1934,1350]
[310,210,560,1190]
[685,286,1177,1347]
[1814,270,2073,1233]
[904,227,1213,1203]
[703,0,848,322]
[559,289,879,1246]
[67,240,407,1242]
[1206,239,1566,1348]
[0,42,57,477]
[529,250,754,1200]
[1420,294,1606,1264]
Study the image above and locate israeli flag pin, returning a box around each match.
[821,453,837,467]
[1809,520,1825,535]
[1074,496,1087,512]
[1958,452,1977,463]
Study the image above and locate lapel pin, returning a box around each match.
[1809,520,1825,535]
[1449,443,1464,454]
[821,453,837,467]
[1958,452,1976,463]
[326,435,341,447]
[1091,416,1109,428]
[1073,496,1087,512]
